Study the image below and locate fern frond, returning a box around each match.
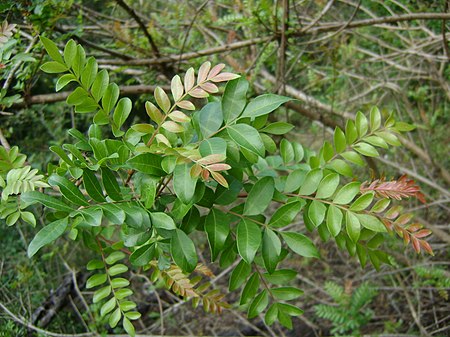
[324,281,345,304]
[350,282,377,312]
[314,304,346,325]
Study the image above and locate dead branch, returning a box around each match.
[115,0,161,58]
[0,128,11,150]
[10,85,169,109]
[303,13,450,34]
[95,36,273,66]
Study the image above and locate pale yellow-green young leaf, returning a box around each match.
[168,110,190,123]
[155,134,172,147]
[154,87,171,113]
[171,75,184,101]
[210,72,240,82]
[200,82,219,93]
[197,154,226,165]
[211,171,228,188]
[176,100,195,110]
[206,163,232,171]
[189,88,208,98]
[162,121,184,133]
[207,63,225,79]
[145,101,164,124]
[190,163,202,178]
[184,67,195,92]
[197,61,211,84]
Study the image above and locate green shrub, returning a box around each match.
[0,36,433,336]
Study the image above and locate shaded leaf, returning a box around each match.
[27,218,68,257]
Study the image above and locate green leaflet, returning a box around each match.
[333,182,361,205]
[229,259,251,291]
[280,232,320,258]
[243,176,274,216]
[91,69,109,102]
[113,97,132,135]
[222,77,249,122]
[248,289,269,318]
[356,111,368,137]
[308,200,326,227]
[260,122,294,135]
[227,124,265,157]
[346,211,361,242]
[27,217,68,257]
[326,205,343,237]
[126,153,164,176]
[356,214,387,232]
[299,169,323,196]
[315,173,340,199]
[196,102,223,139]
[334,127,347,153]
[130,244,155,267]
[265,303,279,326]
[199,137,227,157]
[86,273,107,289]
[205,209,230,261]
[240,272,260,305]
[151,212,176,233]
[280,139,295,164]
[48,175,89,206]
[101,168,122,201]
[269,201,304,228]
[40,36,64,63]
[284,168,308,193]
[83,169,106,202]
[353,142,379,157]
[173,163,198,204]
[170,229,197,273]
[241,94,291,119]
[370,106,381,131]
[262,228,281,274]
[271,287,304,301]
[101,203,125,224]
[263,269,297,285]
[236,219,261,264]
[76,207,103,227]
[81,56,98,89]
[350,192,374,212]
[328,159,353,177]
[21,191,73,213]
[102,83,120,114]
[50,145,74,165]
[93,285,111,303]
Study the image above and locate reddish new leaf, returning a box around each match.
[360,175,426,204]
[208,63,225,79]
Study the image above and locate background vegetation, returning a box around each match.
[0,0,449,336]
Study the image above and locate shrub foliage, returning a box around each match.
[0,36,433,335]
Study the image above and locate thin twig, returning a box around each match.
[0,301,96,337]
[0,128,11,150]
[177,0,210,71]
[11,84,169,109]
[96,36,273,66]
[115,0,161,57]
